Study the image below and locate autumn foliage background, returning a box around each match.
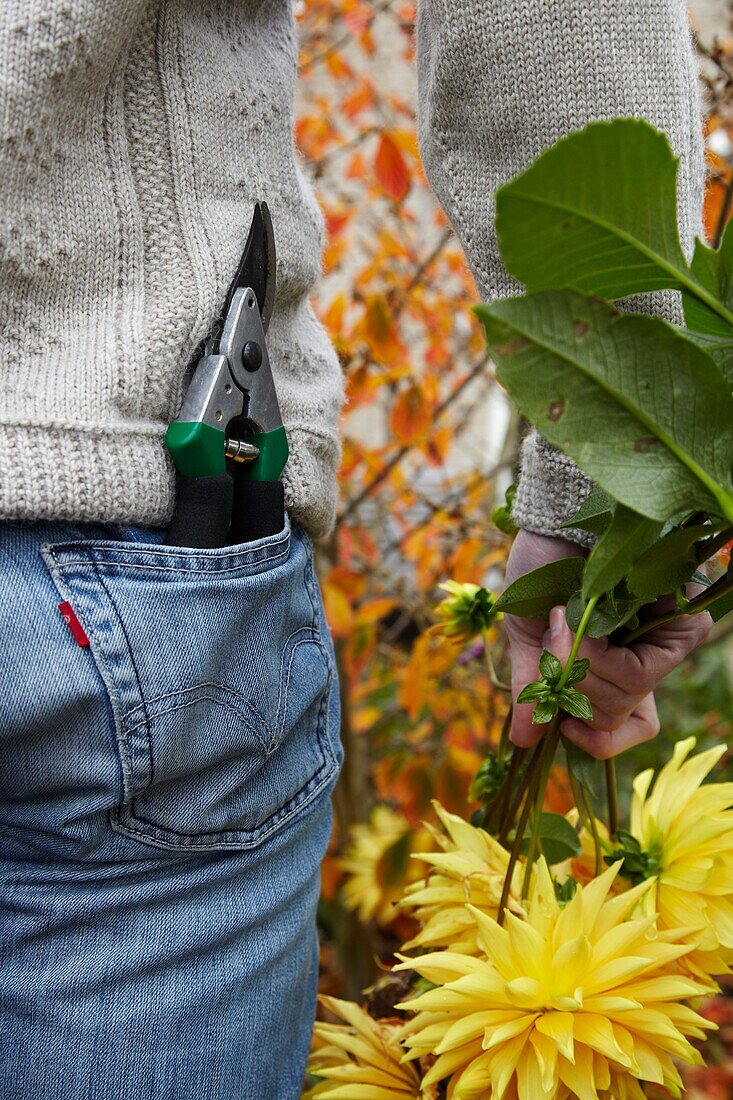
[296,2,733,1094]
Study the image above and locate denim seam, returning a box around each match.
[110,743,335,851]
[122,680,269,724]
[122,682,268,734]
[40,548,137,801]
[302,541,321,634]
[50,543,290,575]
[112,754,335,849]
[270,634,323,753]
[92,559,151,738]
[47,527,290,561]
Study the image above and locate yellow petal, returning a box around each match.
[535,1011,575,1062]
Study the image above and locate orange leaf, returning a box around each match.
[362,293,400,357]
[346,150,367,180]
[357,597,399,624]
[322,292,347,336]
[321,580,353,638]
[343,83,375,120]
[374,132,411,203]
[390,384,430,444]
[326,52,353,80]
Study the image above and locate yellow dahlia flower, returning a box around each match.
[399,802,523,955]
[340,807,432,927]
[431,581,501,644]
[628,736,733,980]
[397,860,713,1099]
[304,996,424,1099]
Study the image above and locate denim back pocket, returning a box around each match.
[43,522,339,852]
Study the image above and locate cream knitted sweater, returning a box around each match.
[0,1,705,538]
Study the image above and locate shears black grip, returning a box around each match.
[166,474,234,549]
[230,479,286,544]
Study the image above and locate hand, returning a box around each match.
[503,530,713,759]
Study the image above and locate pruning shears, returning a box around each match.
[165,202,289,547]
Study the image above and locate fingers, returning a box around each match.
[630,611,713,688]
[561,693,660,759]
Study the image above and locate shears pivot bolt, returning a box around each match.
[241,341,263,372]
[225,437,260,463]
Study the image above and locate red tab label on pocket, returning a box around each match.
[59,601,90,648]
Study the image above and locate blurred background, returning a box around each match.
[295,3,733,1094]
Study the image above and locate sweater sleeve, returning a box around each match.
[416,0,706,544]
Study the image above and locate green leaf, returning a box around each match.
[564,658,590,687]
[683,330,733,387]
[470,752,511,804]
[626,525,712,603]
[683,220,733,337]
[536,812,582,865]
[708,559,733,622]
[517,680,550,704]
[564,739,603,800]
[495,118,733,328]
[581,504,663,600]
[494,557,585,619]
[563,486,616,536]
[558,688,594,721]
[709,588,733,623]
[479,291,733,522]
[566,589,641,637]
[492,483,519,535]
[539,649,563,685]
[532,698,559,725]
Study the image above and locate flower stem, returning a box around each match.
[497,747,543,925]
[580,783,603,876]
[521,719,562,900]
[503,597,600,906]
[498,741,542,846]
[497,704,512,763]
[619,575,733,644]
[557,597,599,689]
[605,758,620,841]
[482,628,511,694]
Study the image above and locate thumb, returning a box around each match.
[509,606,570,748]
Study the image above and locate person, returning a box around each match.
[0,1,711,1097]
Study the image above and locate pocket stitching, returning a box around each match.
[125,692,269,755]
[46,526,290,562]
[47,538,290,576]
[122,680,268,724]
[109,666,336,852]
[123,631,329,830]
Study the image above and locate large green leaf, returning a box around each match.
[683,330,733,387]
[581,505,662,601]
[683,219,733,337]
[478,291,733,522]
[626,525,714,603]
[495,119,733,328]
[494,558,584,619]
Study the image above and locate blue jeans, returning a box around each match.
[0,518,341,1099]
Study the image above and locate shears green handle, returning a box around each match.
[166,421,288,481]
